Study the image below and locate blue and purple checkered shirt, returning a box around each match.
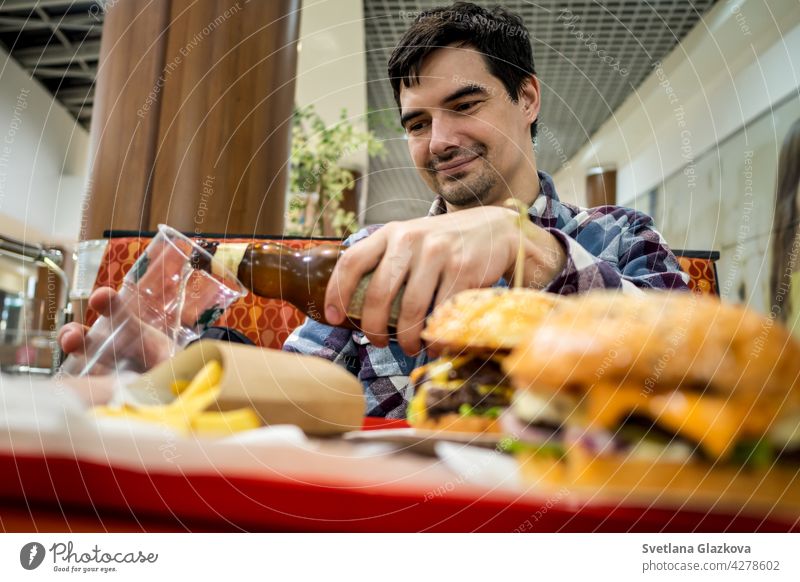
[282,172,689,418]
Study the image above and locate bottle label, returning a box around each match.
[347,272,403,330]
[212,243,249,279]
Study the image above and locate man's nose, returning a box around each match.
[428,116,463,158]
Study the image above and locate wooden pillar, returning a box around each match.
[82,0,172,239]
[585,166,617,208]
[82,0,301,239]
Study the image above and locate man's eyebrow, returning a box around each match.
[442,84,489,104]
[400,85,490,128]
[400,109,424,129]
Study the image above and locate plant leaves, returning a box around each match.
[287,104,384,236]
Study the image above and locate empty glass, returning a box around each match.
[60,225,246,376]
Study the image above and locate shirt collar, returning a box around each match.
[426,171,560,220]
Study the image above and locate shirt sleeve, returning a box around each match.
[543,208,690,295]
[356,338,423,418]
[281,318,361,377]
[283,320,422,418]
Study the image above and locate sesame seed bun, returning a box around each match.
[421,288,566,354]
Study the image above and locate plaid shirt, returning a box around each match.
[282,171,689,418]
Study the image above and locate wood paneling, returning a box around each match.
[82,0,172,240]
[150,0,300,235]
[83,0,301,239]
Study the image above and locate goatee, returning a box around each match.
[428,144,498,208]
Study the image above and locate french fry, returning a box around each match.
[171,384,222,417]
[179,360,223,401]
[191,408,262,436]
[170,379,191,395]
[92,359,257,437]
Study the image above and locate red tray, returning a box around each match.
[362,417,410,431]
[0,450,795,533]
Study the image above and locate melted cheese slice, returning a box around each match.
[585,384,771,460]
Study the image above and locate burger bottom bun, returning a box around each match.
[411,413,504,434]
[515,447,800,516]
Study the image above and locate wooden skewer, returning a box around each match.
[504,198,532,289]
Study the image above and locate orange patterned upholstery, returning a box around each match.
[674,251,720,296]
[88,236,337,349]
[89,238,721,348]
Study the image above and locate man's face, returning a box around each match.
[399,46,538,208]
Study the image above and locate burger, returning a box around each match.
[501,290,800,512]
[406,288,565,433]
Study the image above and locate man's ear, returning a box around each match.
[518,75,541,126]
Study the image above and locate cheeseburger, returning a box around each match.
[502,290,800,512]
[407,288,564,433]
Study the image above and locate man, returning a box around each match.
[60,2,688,418]
[281,2,687,417]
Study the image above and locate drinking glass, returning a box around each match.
[60,225,246,376]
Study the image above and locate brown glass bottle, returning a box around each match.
[201,241,402,332]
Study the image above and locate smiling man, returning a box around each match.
[282,2,689,417]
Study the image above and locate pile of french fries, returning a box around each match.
[93,361,261,436]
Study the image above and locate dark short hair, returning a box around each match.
[388,2,538,141]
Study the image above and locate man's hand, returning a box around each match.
[324,205,566,355]
[58,287,174,374]
[57,287,113,356]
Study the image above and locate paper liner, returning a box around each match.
[130,340,365,435]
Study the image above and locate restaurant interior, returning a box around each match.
[0,0,798,533]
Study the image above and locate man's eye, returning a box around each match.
[455,101,478,112]
[408,122,427,133]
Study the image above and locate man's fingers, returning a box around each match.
[57,323,89,354]
[358,239,414,347]
[59,287,125,355]
[395,247,446,355]
[432,265,474,311]
[325,231,387,325]
[80,286,171,372]
[87,287,119,317]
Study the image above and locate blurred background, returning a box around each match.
[0,0,798,364]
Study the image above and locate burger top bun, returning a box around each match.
[503,290,800,404]
[421,288,566,354]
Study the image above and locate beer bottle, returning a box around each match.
[196,241,402,332]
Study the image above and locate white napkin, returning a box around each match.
[435,441,523,491]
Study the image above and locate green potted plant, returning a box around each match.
[286,106,384,237]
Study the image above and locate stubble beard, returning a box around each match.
[429,145,500,209]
